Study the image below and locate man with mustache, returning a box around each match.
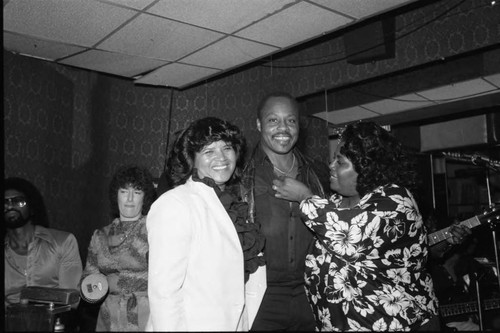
[4,177,82,307]
[241,92,330,331]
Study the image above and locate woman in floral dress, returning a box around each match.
[81,165,156,331]
[273,121,440,331]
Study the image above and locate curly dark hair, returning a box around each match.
[166,117,246,188]
[340,121,418,197]
[109,165,157,218]
[4,177,49,227]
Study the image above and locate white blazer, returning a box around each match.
[146,177,265,331]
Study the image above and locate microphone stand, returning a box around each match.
[491,224,500,293]
[473,271,485,331]
[441,151,500,289]
[483,167,500,292]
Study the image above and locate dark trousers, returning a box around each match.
[251,284,316,331]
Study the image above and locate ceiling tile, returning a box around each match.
[483,74,500,88]
[134,63,221,88]
[313,106,379,125]
[99,13,223,61]
[147,0,294,33]
[236,1,353,48]
[59,49,169,78]
[98,0,157,11]
[3,0,136,47]
[5,0,474,94]
[362,93,436,114]
[417,78,498,102]
[181,36,278,70]
[310,0,415,19]
[3,32,86,61]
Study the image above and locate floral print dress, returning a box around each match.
[300,184,439,331]
[82,216,149,331]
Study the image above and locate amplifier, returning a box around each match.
[5,303,72,332]
[20,286,80,305]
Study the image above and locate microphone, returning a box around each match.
[471,154,491,167]
[442,152,500,170]
[441,151,472,164]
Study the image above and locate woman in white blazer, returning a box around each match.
[147,117,266,331]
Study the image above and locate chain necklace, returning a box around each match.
[108,218,141,248]
[5,244,28,276]
[273,154,296,176]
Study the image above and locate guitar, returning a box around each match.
[440,298,500,317]
[427,206,500,246]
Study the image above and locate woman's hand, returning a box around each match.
[272,177,313,202]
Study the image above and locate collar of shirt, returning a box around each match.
[4,225,55,248]
[254,142,304,171]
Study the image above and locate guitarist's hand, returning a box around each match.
[446,318,479,331]
[447,223,472,245]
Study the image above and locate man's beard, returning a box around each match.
[5,210,30,229]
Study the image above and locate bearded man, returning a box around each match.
[4,177,82,306]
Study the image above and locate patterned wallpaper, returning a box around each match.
[4,0,499,261]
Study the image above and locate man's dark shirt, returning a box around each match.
[242,145,329,287]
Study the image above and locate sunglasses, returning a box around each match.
[4,196,27,208]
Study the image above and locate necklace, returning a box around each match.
[273,154,296,176]
[108,218,141,248]
[5,244,28,276]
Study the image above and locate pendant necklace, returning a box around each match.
[109,219,138,248]
[273,154,296,177]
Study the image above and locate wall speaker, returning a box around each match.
[420,114,498,152]
[344,18,395,65]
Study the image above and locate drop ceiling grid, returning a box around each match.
[314,107,380,125]
[235,1,353,48]
[145,0,295,34]
[3,32,87,61]
[416,78,498,102]
[3,0,137,47]
[180,36,279,70]
[2,0,443,89]
[99,0,158,11]
[59,49,170,78]
[311,77,500,126]
[97,13,224,61]
[134,62,220,87]
[482,73,500,88]
[361,93,436,114]
[310,0,416,19]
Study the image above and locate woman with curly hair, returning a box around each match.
[272,121,440,331]
[80,165,157,331]
[146,117,266,331]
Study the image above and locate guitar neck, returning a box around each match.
[440,298,500,317]
[427,216,481,246]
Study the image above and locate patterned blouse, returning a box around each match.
[300,184,439,331]
[82,216,149,331]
